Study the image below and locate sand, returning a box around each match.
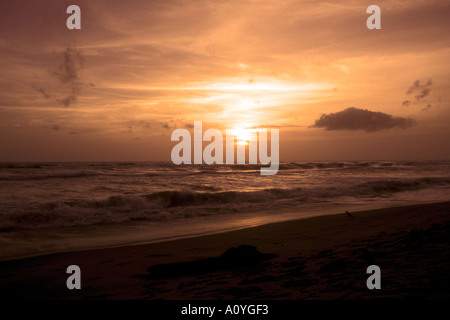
[0,201,449,300]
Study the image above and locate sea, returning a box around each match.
[1,160,450,260]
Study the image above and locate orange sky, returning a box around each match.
[0,0,449,161]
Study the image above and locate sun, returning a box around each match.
[237,140,248,146]
[230,127,255,146]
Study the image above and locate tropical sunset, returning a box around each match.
[1,0,449,161]
[0,0,449,306]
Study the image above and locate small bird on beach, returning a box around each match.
[345,210,354,218]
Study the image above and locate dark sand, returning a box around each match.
[1,201,449,300]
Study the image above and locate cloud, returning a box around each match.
[55,47,84,83]
[311,107,416,132]
[402,100,410,107]
[422,104,432,112]
[160,122,170,129]
[53,47,84,107]
[127,120,173,131]
[43,124,61,131]
[32,85,51,99]
[135,120,152,129]
[406,79,432,101]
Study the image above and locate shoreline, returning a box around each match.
[0,199,440,262]
[1,201,449,299]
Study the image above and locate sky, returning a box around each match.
[0,0,449,162]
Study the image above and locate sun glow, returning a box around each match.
[174,77,334,135]
[229,127,256,146]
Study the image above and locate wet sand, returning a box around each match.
[1,201,449,299]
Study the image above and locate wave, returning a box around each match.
[0,163,58,169]
[352,177,450,195]
[0,171,98,181]
[1,176,449,232]
[2,161,450,182]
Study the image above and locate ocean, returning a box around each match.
[1,160,450,260]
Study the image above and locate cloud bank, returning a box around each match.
[312,107,416,132]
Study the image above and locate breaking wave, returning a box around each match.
[1,176,449,232]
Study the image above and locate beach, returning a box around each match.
[1,201,449,300]
[2,0,450,308]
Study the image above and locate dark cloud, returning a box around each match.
[406,79,432,101]
[128,120,172,130]
[136,120,152,129]
[32,85,51,99]
[160,122,170,129]
[43,124,61,131]
[55,47,84,84]
[402,100,410,107]
[422,104,432,112]
[184,123,194,129]
[312,107,416,132]
[53,47,84,107]
[415,88,431,101]
[58,95,79,107]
